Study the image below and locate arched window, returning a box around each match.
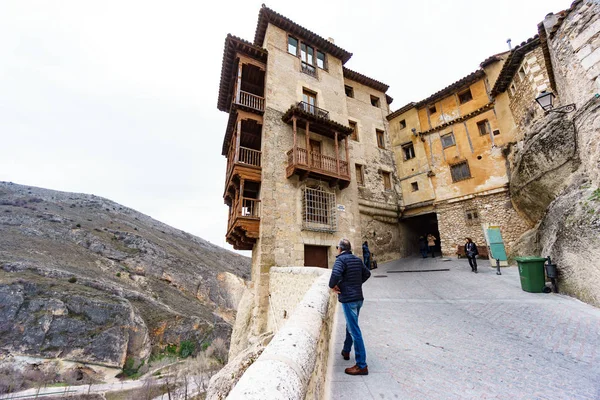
[302,185,337,232]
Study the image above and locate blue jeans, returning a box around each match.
[363,255,370,269]
[342,300,367,368]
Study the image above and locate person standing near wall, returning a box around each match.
[329,238,371,376]
[427,233,437,258]
[362,241,371,269]
[418,236,428,258]
[465,237,479,273]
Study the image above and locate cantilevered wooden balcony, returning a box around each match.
[226,197,260,250]
[286,146,350,189]
[282,103,353,189]
[234,90,265,114]
[224,118,262,198]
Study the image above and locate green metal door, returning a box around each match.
[487,227,507,261]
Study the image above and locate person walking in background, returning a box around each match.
[330,238,371,376]
[362,241,371,270]
[418,236,428,258]
[427,233,437,258]
[465,237,479,273]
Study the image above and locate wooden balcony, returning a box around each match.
[286,146,351,189]
[226,197,260,250]
[235,90,265,113]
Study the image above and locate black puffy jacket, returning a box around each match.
[329,251,371,303]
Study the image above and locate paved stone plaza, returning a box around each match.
[325,257,600,399]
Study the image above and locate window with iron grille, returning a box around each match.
[302,186,337,232]
[450,161,471,182]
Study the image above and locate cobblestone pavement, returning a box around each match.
[325,256,600,400]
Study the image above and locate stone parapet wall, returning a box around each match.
[228,268,336,400]
[267,266,328,333]
[436,190,532,257]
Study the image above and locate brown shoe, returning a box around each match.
[344,365,368,375]
[341,350,350,360]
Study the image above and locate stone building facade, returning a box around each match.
[387,67,533,258]
[217,6,401,347]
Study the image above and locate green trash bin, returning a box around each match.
[515,256,547,293]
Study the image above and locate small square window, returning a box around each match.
[450,161,471,182]
[518,66,526,81]
[288,36,298,55]
[509,84,516,97]
[465,209,479,223]
[381,171,392,191]
[345,85,354,98]
[458,89,473,104]
[370,95,381,107]
[411,182,419,192]
[428,105,437,114]
[349,120,358,141]
[355,164,364,186]
[402,143,415,160]
[441,133,455,149]
[477,120,490,136]
[399,120,406,129]
[493,129,501,136]
[376,129,385,149]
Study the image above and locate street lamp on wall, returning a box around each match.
[535,91,576,114]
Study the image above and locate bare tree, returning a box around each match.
[141,375,159,400]
[208,337,228,365]
[0,366,24,395]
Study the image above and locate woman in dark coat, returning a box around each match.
[465,237,479,273]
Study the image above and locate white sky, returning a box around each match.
[0,0,570,254]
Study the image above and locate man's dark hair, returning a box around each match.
[338,238,351,251]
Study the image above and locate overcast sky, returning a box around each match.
[0,0,570,254]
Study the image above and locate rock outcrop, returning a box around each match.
[508,0,600,305]
[0,182,250,370]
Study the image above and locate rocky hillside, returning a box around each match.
[0,182,250,371]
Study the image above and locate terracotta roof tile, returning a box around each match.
[342,67,389,93]
[254,5,352,64]
[386,102,416,121]
[415,70,486,108]
[490,36,539,97]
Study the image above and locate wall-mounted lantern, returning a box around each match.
[535,91,576,114]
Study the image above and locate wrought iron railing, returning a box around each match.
[236,90,265,112]
[301,61,317,77]
[297,101,329,119]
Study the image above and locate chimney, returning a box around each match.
[507,38,512,50]
[327,37,335,44]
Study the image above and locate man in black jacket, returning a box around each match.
[329,238,371,375]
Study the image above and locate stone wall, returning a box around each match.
[436,190,532,257]
[507,46,551,131]
[227,269,336,400]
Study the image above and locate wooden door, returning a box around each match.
[304,245,328,269]
[309,139,321,169]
